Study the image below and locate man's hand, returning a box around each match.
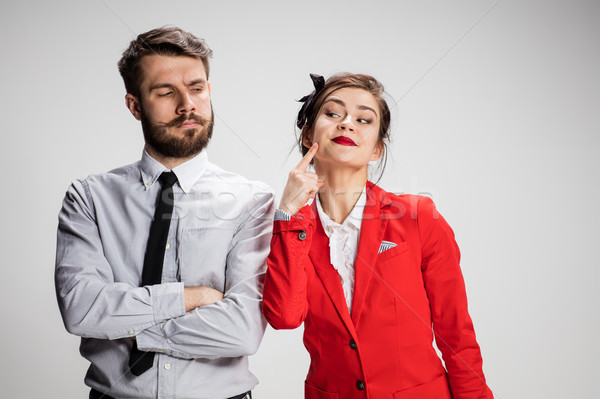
[184,286,224,312]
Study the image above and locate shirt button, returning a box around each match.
[164,363,171,370]
[128,330,134,335]
[165,242,170,250]
[356,380,365,391]
[349,339,357,350]
[298,231,307,241]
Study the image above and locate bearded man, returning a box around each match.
[55,26,273,399]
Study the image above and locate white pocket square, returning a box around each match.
[378,240,397,254]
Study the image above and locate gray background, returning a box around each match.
[1,0,598,398]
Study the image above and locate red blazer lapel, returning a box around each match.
[308,202,356,337]
[351,182,392,327]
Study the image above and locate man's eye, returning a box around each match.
[191,87,204,93]
[158,92,173,97]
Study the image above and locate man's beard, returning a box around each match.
[140,108,214,159]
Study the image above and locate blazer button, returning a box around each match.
[349,339,357,350]
[298,231,307,241]
[356,380,365,391]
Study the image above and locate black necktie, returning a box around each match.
[129,171,178,376]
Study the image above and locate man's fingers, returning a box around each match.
[295,143,319,171]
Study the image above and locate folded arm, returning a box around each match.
[135,191,275,359]
[55,180,186,340]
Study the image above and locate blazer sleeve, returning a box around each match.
[262,205,313,329]
[417,196,493,399]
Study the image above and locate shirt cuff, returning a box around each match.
[150,282,186,323]
[274,208,292,221]
[135,323,181,356]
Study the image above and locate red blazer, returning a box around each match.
[263,182,493,399]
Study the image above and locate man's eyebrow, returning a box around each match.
[149,83,173,91]
[187,78,206,86]
[324,98,378,116]
[149,78,207,92]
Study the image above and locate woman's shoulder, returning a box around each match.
[367,181,435,207]
[366,182,442,225]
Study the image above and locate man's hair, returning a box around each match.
[118,26,213,98]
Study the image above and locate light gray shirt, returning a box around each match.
[55,150,274,399]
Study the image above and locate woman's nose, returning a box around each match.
[338,115,355,131]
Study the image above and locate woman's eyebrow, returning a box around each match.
[323,98,345,107]
[358,104,377,116]
[324,98,377,116]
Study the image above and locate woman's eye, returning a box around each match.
[326,112,340,118]
[357,118,371,124]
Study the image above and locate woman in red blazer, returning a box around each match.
[262,73,493,399]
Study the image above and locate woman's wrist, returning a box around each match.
[278,202,299,216]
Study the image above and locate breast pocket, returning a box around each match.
[374,240,422,299]
[178,226,235,290]
[376,240,409,263]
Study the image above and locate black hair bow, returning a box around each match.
[296,73,325,129]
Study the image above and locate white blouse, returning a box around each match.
[315,187,366,314]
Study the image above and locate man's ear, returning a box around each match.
[301,127,312,149]
[125,94,142,121]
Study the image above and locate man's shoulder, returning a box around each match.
[77,161,140,187]
[64,162,140,203]
[61,161,141,211]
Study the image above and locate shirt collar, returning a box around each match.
[316,186,366,236]
[139,149,208,194]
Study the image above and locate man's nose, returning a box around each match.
[176,92,196,115]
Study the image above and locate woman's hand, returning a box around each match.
[279,143,324,215]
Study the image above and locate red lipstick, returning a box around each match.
[332,136,357,146]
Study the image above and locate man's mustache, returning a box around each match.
[160,113,212,128]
